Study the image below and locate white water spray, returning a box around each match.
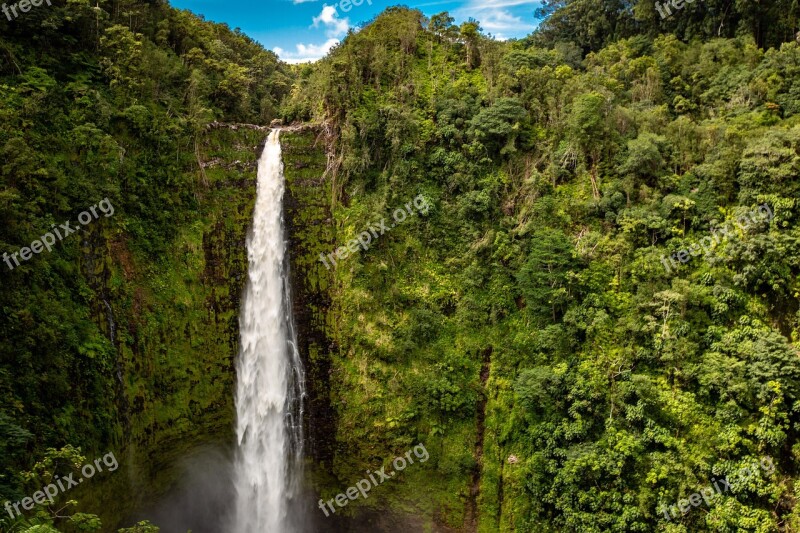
[233,129,305,533]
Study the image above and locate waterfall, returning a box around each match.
[233,129,306,533]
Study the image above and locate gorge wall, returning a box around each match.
[71,126,262,530]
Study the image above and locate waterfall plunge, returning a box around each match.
[233,129,305,533]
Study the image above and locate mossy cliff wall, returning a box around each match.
[280,128,338,477]
[84,126,338,531]
[79,126,263,529]
[280,128,468,532]
[89,125,466,531]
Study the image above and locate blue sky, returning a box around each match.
[169,0,542,63]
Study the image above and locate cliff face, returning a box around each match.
[89,126,356,531]
[279,128,463,532]
[280,128,338,479]
[85,126,336,531]
[75,126,261,529]
[101,125,440,531]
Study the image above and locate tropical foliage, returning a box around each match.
[287,5,800,531]
[3,0,800,531]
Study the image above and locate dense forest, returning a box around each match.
[0,0,290,530]
[2,0,800,531]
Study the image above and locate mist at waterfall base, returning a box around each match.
[130,446,234,533]
[130,445,319,533]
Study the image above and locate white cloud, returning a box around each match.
[274,38,340,63]
[272,2,358,64]
[464,0,540,7]
[454,0,540,40]
[312,5,350,38]
[475,10,535,39]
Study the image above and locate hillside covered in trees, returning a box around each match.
[286,3,800,531]
[2,0,800,531]
[0,0,289,530]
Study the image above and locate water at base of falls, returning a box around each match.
[232,129,305,533]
